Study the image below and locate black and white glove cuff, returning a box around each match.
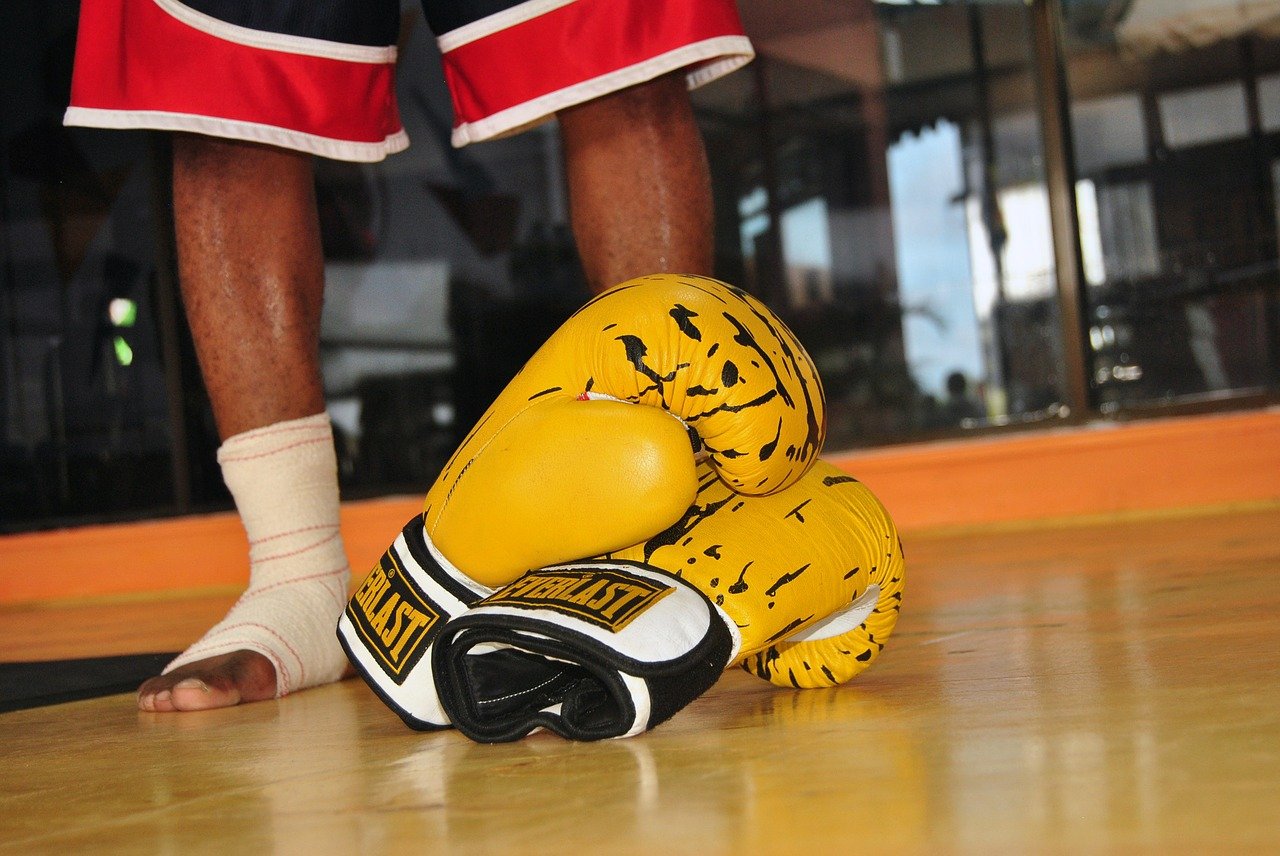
[337,516,490,730]
[431,561,740,742]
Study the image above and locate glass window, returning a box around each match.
[2,2,193,529]
[890,121,984,417]
[1064,1,1280,411]
[1159,82,1249,150]
[2,3,587,527]
[6,0,1279,533]
[1076,179,1162,287]
[1256,72,1280,131]
[1071,94,1148,174]
[697,0,1065,446]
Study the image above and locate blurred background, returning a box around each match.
[3,0,1278,532]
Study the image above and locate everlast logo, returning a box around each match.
[345,549,442,683]
[481,567,673,632]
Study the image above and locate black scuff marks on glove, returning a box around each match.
[785,499,812,524]
[669,304,703,341]
[757,418,782,462]
[680,276,823,465]
[616,335,681,401]
[721,360,740,386]
[766,564,809,597]
[527,386,562,401]
[745,647,780,680]
[761,615,815,646]
[728,300,825,466]
[723,312,794,408]
[640,472,736,564]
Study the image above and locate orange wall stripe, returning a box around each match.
[827,409,1280,531]
[2,409,1278,605]
[0,496,422,606]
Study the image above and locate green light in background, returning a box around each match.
[109,298,138,327]
[113,335,134,366]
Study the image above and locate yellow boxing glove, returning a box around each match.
[427,273,826,587]
[341,275,826,730]
[428,459,904,741]
[609,458,905,688]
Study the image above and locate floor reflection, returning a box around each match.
[3,507,1278,852]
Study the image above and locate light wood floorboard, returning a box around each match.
[2,507,1278,854]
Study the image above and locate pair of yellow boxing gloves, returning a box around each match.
[337,274,905,742]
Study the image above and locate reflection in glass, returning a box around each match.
[1,2,189,528]
[6,0,1279,531]
[1064,0,1280,410]
[890,121,983,413]
[1159,82,1249,150]
[698,1,1065,447]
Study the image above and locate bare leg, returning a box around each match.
[558,72,714,293]
[170,136,326,438]
[138,135,338,712]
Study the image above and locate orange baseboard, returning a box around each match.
[825,408,1280,532]
[0,497,421,607]
[3,409,1278,606]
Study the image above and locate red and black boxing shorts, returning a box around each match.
[64,0,754,161]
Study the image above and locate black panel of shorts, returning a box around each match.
[178,0,401,47]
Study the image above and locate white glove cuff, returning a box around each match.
[338,517,491,729]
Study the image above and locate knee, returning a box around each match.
[611,72,691,116]
[559,71,693,132]
[172,133,309,183]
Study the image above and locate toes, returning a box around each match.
[168,677,241,711]
[137,688,164,712]
[137,677,173,712]
[136,652,276,713]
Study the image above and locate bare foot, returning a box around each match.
[138,651,278,712]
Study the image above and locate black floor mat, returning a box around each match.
[0,653,177,713]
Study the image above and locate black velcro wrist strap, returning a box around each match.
[431,561,736,742]
[337,516,488,730]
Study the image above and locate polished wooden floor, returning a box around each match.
[2,505,1279,854]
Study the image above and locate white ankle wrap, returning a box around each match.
[163,413,351,696]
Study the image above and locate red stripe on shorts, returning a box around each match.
[69,0,402,146]
[441,0,746,130]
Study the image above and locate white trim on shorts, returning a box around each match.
[450,35,754,146]
[64,106,411,163]
[437,0,578,52]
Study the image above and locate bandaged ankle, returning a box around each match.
[163,412,351,696]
